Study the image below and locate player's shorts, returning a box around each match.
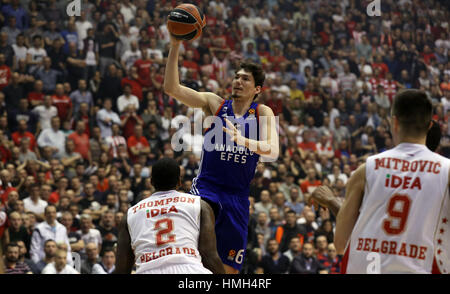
[191,179,250,271]
[139,263,212,274]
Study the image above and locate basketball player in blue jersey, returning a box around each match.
[164,36,279,273]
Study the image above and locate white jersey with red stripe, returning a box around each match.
[344,143,450,274]
[127,190,211,274]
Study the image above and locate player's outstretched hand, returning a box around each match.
[223,118,245,146]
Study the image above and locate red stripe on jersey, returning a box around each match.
[205,99,226,133]
[431,256,442,274]
[340,243,351,274]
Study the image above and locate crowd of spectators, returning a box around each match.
[0,0,449,274]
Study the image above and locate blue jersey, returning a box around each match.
[192,99,260,194]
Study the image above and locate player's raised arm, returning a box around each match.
[163,36,223,114]
[113,213,135,274]
[334,163,366,255]
[198,200,226,274]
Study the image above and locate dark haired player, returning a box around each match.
[164,36,279,273]
[114,158,224,274]
[312,120,443,217]
[333,90,450,273]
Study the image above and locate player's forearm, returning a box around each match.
[163,42,181,95]
[239,137,279,159]
[334,210,356,254]
[327,198,342,217]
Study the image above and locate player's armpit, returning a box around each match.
[334,163,366,255]
[112,213,135,274]
[198,200,226,274]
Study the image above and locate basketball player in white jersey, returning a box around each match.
[114,158,225,274]
[334,90,450,274]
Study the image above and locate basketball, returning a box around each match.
[167,3,206,41]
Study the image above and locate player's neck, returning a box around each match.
[232,98,253,117]
[397,135,426,146]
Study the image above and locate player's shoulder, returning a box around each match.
[256,104,275,116]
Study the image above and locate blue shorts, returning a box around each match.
[191,179,249,271]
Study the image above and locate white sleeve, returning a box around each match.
[37,130,48,147]
[96,230,103,245]
[30,228,43,264]
[41,264,55,274]
[117,98,125,113]
[91,264,107,274]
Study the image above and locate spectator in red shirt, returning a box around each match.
[0,169,16,205]
[298,130,317,153]
[0,53,11,91]
[48,177,69,204]
[68,120,91,163]
[127,124,150,163]
[300,168,322,195]
[182,50,200,80]
[268,45,288,72]
[11,119,37,152]
[120,104,143,139]
[420,45,436,65]
[121,66,143,101]
[133,49,152,89]
[371,55,389,79]
[266,89,284,116]
[27,80,45,107]
[52,83,73,123]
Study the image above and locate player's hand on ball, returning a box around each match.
[223,118,245,146]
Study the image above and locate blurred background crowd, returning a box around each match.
[0,0,449,274]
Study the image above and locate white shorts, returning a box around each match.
[138,264,212,274]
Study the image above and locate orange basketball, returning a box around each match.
[167,3,206,41]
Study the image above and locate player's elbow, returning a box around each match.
[163,83,174,96]
[259,144,279,161]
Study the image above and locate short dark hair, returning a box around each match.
[392,89,432,137]
[151,158,180,191]
[102,247,115,257]
[6,242,19,250]
[237,61,265,88]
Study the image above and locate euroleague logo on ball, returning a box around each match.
[170,11,189,19]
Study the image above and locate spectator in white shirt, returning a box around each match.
[37,116,66,159]
[96,98,121,138]
[26,35,47,73]
[91,248,116,274]
[30,205,73,265]
[105,123,127,158]
[121,40,141,70]
[12,33,27,69]
[147,37,163,64]
[32,95,58,130]
[77,214,103,255]
[23,183,48,221]
[42,249,79,274]
[117,83,139,114]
